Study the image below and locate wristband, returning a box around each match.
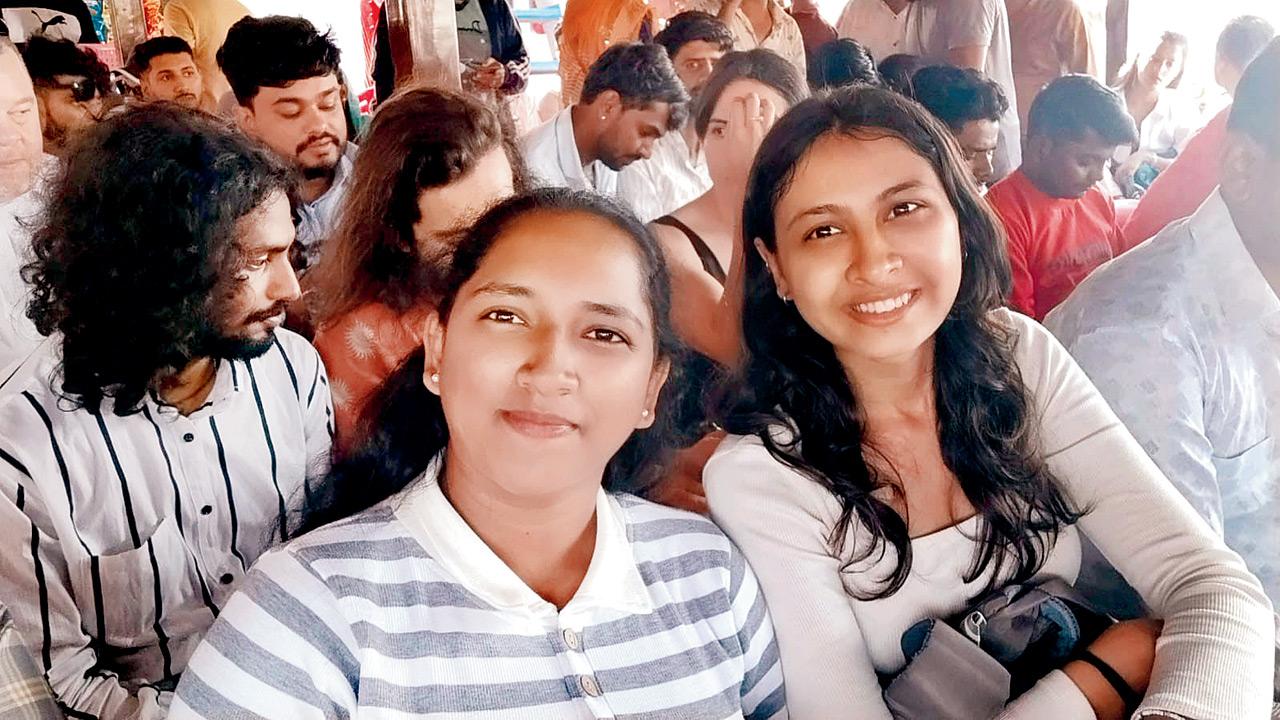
[1076,649,1142,710]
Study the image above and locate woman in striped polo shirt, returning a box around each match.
[169,188,787,719]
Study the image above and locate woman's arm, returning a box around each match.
[705,436,895,719]
[1013,311,1275,720]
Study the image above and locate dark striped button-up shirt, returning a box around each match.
[0,330,333,719]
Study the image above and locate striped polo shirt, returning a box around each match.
[171,469,788,719]
[0,331,333,718]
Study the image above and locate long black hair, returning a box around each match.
[295,188,682,535]
[722,86,1081,599]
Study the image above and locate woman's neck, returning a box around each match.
[839,341,936,422]
[440,448,600,609]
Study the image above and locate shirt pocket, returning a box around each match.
[1211,435,1273,520]
[72,515,195,649]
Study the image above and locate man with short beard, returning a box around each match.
[0,103,333,718]
[218,15,352,271]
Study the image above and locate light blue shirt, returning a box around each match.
[295,142,358,270]
[1046,190,1280,602]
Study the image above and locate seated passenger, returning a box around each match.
[911,63,1008,190]
[986,74,1137,320]
[0,103,332,717]
[130,36,203,109]
[1047,38,1280,605]
[704,85,1274,719]
[170,188,787,719]
[307,87,521,450]
[523,43,687,195]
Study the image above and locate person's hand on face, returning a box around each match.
[474,58,506,90]
[723,92,778,192]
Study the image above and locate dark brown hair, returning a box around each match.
[693,49,809,139]
[308,86,526,326]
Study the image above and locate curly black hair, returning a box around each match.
[21,34,111,95]
[23,103,295,415]
[217,15,342,106]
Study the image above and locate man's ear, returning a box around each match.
[234,102,256,136]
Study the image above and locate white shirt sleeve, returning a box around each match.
[705,436,894,720]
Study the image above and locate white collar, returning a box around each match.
[394,458,654,623]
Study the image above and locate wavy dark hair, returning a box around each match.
[23,103,295,414]
[218,15,342,105]
[722,86,1081,599]
[308,86,528,326]
[295,188,682,534]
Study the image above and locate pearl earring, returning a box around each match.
[430,372,440,384]
[641,409,650,419]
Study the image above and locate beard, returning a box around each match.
[194,300,290,361]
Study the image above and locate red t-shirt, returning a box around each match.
[1122,106,1229,248]
[986,169,1126,320]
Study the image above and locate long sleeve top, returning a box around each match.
[705,308,1275,720]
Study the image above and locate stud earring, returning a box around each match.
[430,372,440,384]
[641,409,651,419]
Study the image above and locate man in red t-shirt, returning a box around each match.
[986,74,1138,320]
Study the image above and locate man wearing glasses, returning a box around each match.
[19,33,106,156]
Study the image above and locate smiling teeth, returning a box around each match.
[855,292,913,315]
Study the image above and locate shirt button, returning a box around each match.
[220,573,234,585]
[562,628,582,651]
[200,505,213,516]
[182,433,195,442]
[578,674,602,698]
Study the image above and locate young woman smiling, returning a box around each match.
[704,86,1274,719]
[170,189,787,719]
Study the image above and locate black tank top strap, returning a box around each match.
[652,215,728,285]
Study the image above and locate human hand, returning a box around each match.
[1063,618,1162,720]
[474,58,506,90]
[1114,150,1154,193]
[647,431,725,515]
[722,92,780,193]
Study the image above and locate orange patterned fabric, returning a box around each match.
[313,302,432,451]
[558,0,657,106]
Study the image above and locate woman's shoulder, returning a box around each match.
[314,302,425,363]
[613,492,731,548]
[276,502,430,578]
[704,431,842,520]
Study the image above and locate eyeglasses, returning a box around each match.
[35,77,98,103]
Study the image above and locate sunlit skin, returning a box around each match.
[421,209,668,607]
[140,52,202,108]
[0,49,44,201]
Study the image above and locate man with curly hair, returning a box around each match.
[0,103,333,718]
[19,34,110,156]
[217,15,351,271]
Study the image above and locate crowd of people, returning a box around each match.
[0,1,1277,718]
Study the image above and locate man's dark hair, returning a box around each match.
[654,11,733,59]
[580,42,689,130]
[911,64,1008,132]
[1026,74,1137,145]
[23,103,295,415]
[1228,37,1280,156]
[1217,15,1276,71]
[129,36,195,74]
[217,15,342,105]
[21,34,110,94]
[809,38,878,90]
[878,53,925,96]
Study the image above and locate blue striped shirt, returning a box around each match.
[171,472,787,719]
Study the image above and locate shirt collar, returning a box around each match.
[302,142,358,212]
[144,358,242,419]
[552,107,617,194]
[1189,190,1280,332]
[393,457,654,622]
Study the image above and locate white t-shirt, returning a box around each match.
[705,309,1275,719]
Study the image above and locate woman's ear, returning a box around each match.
[754,238,791,300]
[638,358,671,430]
[422,311,446,395]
